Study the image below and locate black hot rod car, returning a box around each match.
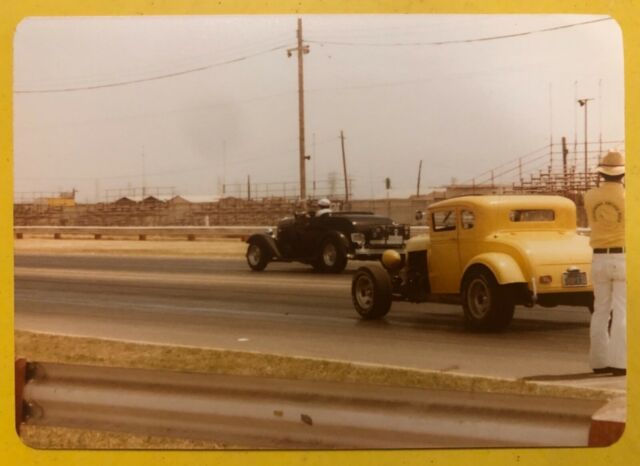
[245,211,409,273]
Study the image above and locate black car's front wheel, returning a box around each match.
[315,236,348,273]
[351,266,392,319]
[246,241,269,271]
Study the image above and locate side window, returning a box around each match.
[461,210,475,229]
[432,210,457,232]
[509,209,555,222]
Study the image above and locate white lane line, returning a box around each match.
[15,293,360,327]
[15,267,348,290]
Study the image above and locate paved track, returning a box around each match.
[14,254,595,380]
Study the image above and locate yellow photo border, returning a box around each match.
[1,0,637,464]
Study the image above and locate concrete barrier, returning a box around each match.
[588,396,626,446]
[15,358,27,435]
[15,331,620,448]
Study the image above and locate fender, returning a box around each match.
[246,233,282,259]
[462,252,527,286]
[405,234,429,254]
[321,230,350,254]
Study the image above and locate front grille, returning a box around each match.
[366,224,406,246]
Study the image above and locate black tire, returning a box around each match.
[316,236,348,273]
[246,241,269,271]
[351,266,393,319]
[461,268,515,331]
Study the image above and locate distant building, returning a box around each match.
[113,196,140,206]
[140,195,165,206]
[34,189,76,207]
[444,184,510,198]
[168,195,219,205]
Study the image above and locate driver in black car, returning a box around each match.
[315,198,332,217]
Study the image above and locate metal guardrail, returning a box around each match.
[13,226,269,240]
[13,225,431,240]
[13,225,588,241]
[18,361,607,449]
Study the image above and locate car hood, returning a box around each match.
[495,232,592,266]
[344,215,395,227]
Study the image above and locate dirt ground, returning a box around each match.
[13,237,247,258]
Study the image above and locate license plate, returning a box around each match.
[562,271,587,287]
[387,235,403,244]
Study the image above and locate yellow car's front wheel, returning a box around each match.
[352,266,392,320]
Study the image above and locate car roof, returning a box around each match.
[428,195,575,211]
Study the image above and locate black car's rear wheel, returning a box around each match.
[462,268,514,331]
[315,237,348,273]
[351,266,392,319]
[246,241,269,271]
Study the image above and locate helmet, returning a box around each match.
[318,198,331,208]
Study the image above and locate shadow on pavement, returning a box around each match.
[520,372,616,381]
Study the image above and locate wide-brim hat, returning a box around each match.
[597,150,625,176]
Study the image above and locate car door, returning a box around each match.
[304,215,328,257]
[288,214,311,257]
[428,207,462,294]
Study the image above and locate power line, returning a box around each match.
[19,32,294,91]
[306,17,611,47]
[14,43,292,94]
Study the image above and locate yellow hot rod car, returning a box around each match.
[351,195,594,331]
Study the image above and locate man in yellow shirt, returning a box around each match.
[583,150,626,376]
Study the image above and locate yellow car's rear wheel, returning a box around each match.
[462,268,514,331]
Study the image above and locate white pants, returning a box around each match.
[590,253,627,369]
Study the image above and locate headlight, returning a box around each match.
[382,250,403,271]
[351,232,366,247]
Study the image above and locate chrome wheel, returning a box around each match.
[351,266,392,319]
[322,242,337,266]
[467,277,491,320]
[354,274,374,310]
[247,244,261,266]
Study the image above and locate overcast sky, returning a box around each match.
[13,14,624,202]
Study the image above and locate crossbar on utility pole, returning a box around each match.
[287,18,310,201]
[340,130,349,205]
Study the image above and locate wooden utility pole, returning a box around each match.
[312,132,317,198]
[562,136,569,192]
[416,160,423,196]
[287,18,310,201]
[141,147,147,197]
[247,175,251,200]
[340,130,349,204]
[518,158,523,184]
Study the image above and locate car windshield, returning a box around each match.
[509,209,555,222]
